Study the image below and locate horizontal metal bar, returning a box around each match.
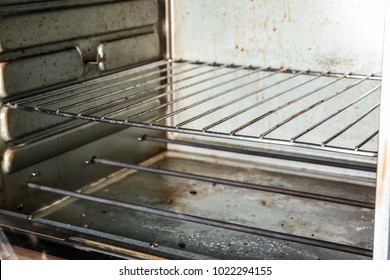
[259,74,373,138]
[27,182,373,257]
[230,73,345,135]
[92,157,374,209]
[0,210,69,241]
[10,103,378,157]
[140,135,376,172]
[292,84,381,141]
[322,103,380,146]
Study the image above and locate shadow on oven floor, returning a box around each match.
[35,151,375,260]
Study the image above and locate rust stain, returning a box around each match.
[160,187,179,206]
[314,225,324,233]
[81,239,166,260]
[284,0,292,22]
[376,139,388,206]
[0,61,9,68]
[158,184,205,211]
[166,198,174,205]
[260,199,276,208]
[285,218,308,229]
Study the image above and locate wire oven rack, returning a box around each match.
[6,59,382,157]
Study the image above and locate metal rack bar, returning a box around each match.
[230,74,346,135]
[15,59,173,106]
[355,130,379,151]
[259,75,373,138]
[91,157,374,209]
[27,182,373,257]
[55,61,201,112]
[322,103,380,146]
[9,102,379,157]
[202,72,323,132]
[151,68,282,125]
[292,85,381,141]
[125,65,250,121]
[77,63,222,116]
[6,60,381,157]
[103,65,246,119]
[176,70,306,128]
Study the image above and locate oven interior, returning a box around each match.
[0,0,387,259]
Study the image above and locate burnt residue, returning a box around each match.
[235,44,245,52]
[160,187,180,206]
[259,199,276,208]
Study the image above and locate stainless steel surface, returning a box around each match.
[26,153,374,259]
[26,181,372,257]
[91,157,374,209]
[140,135,376,172]
[6,60,381,157]
[98,33,160,71]
[0,0,157,52]
[0,0,162,97]
[1,127,166,213]
[172,0,385,74]
[0,0,389,260]
[374,0,390,260]
[0,48,83,97]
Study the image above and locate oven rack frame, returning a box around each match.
[5,59,382,158]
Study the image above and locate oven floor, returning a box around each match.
[38,152,375,259]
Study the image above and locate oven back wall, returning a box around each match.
[172,0,385,74]
[168,0,384,171]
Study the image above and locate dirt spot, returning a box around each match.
[314,225,324,233]
[161,187,180,205]
[260,199,276,208]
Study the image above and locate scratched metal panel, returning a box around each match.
[98,33,160,71]
[0,127,166,213]
[2,99,161,174]
[0,107,69,142]
[0,1,124,15]
[172,0,385,74]
[0,0,158,52]
[0,48,83,97]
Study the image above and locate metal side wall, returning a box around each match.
[374,0,390,260]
